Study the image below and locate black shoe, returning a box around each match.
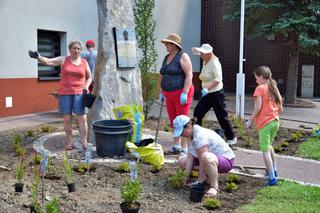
[165,146,181,155]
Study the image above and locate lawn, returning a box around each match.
[236,180,320,213]
[297,136,320,160]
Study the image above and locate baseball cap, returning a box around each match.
[86,39,95,47]
[173,115,191,137]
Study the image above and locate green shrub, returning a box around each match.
[33,154,41,165]
[280,141,289,148]
[120,179,142,205]
[168,168,185,189]
[273,145,282,153]
[245,137,254,148]
[30,173,42,213]
[77,163,90,173]
[226,173,241,184]
[26,130,35,137]
[41,125,53,133]
[116,162,130,173]
[12,134,22,149]
[226,182,238,192]
[203,197,221,210]
[290,131,303,142]
[45,197,61,213]
[16,145,26,156]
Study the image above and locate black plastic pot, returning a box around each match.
[30,205,36,213]
[120,202,140,213]
[93,120,132,157]
[14,183,24,192]
[190,187,205,202]
[67,182,76,193]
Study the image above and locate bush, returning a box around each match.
[226,182,238,192]
[273,145,282,153]
[41,125,53,133]
[280,141,289,148]
[26,130,35,137]
[168,168,185,189]
[190,170,199,178]
[203,197,221,210]
[45,197,61,213]
[63,154,73,184]
[245,137,254,148]
[33,154,41,165]
[226,173,241,184]
[15,157,25,183]
[116,162,130,173]
[120,179,142,205]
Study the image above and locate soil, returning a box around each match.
[0,118,313,212]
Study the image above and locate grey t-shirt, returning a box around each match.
[81,50,97,81]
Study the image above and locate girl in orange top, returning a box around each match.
[246,66,283,186]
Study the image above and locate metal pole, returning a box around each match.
[236,0,246,119]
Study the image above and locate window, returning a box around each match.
[37,30,61,80]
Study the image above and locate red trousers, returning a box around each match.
[162,85,194,127]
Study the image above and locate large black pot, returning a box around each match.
[92,120,132,157]
[190,184,205,202]
[14,183,24,193]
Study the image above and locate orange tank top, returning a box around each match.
[58,57,87,95]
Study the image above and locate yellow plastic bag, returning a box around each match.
[113,104,144,142]
[126,141,164,169]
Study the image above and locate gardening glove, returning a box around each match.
[159,93,165,103]
[180,92,188,105]
[201,88,209,97]
[28,50,39,59]
[246,119,253,129]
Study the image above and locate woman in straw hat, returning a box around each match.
[160,33,194,155]
[191,44,237,146]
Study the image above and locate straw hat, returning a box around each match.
[191,44,213,55]
[161,33,182,49]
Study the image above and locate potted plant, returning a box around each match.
[64,153,75,192]
[120,178,142,213]
[30,174,42,213]
[45,197,61,213]
[14,157,25,192]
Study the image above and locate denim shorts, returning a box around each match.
[58,95,87,115]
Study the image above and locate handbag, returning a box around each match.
[83,89,95,108]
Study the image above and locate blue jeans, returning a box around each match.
[58,95,86,115]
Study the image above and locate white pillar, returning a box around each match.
[236,0,246,118]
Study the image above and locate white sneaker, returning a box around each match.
[227,137,237,146]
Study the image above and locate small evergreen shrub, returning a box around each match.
[226,182,238,192]
[120,179,142,205]
[203,197,221,210]
[168,168,185,189]
[226,173,241,184]
[116,162,130,173]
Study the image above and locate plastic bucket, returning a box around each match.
[190,187,205,202]
[92,120,132,157]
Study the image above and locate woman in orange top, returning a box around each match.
[29,39,92,150]
[246,65,282,186]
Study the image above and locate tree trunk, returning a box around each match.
[285,31,299,104]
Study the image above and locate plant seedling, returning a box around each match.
[273,145,282,153]
[203,197,221,210]
[45,197,61,213]
[280,141,289,148]
[15,157,25,184]
[63,153,73,184]
[33,153,41,165]
[41,125,53,133]
[16,145,26,156]
[77,163,91,173]
[245,137,254,148]
[290,131,303,142]
[120,178,142,206]
[168,168,185,189]
[26,130,35,137]
[226,173,241,184]
[226,182,238,192]
[116,162,130,173]
[190,170,199,178]
[30,173,42,213]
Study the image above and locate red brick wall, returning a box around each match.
[201,0,320,97]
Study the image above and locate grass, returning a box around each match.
[237,180,320,213]
[297,137,320,160]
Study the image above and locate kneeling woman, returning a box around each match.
[173,115,235,197]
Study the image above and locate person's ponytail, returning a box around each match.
[268,78,282,107]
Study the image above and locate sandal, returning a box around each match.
[205,187,218,198]
[82,142,88,150]
[64,144,74,150]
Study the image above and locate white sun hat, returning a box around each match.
[191,44,213,55]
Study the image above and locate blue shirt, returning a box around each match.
[81,50,97,81]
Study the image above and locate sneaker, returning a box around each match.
[267,178,278,186]
[227,137,237,146]
[266,170,278,178]
[165,146,182,155]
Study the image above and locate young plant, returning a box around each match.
[41,125,53,133]
[15,157,25,184]
[226,182,238,192]
[245,137,254,148]
[45,197,61,213]
[203,197,221,210]
[30,173,42,213]
[116,162,130,173]
[26,130,35,137]
[290,131,303,142]
[63,154,73,184]
[77,163,90,173]
[168,168,185,189]
[273,145,282,153]
[16,145,26,156]
[226,173,241,184]
[280,141,289,148]
[237,118,246,139]
[33,153,41,165]
[120,178,142,206]
[190,170,199,178]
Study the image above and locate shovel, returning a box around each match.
[154,99,164,145]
